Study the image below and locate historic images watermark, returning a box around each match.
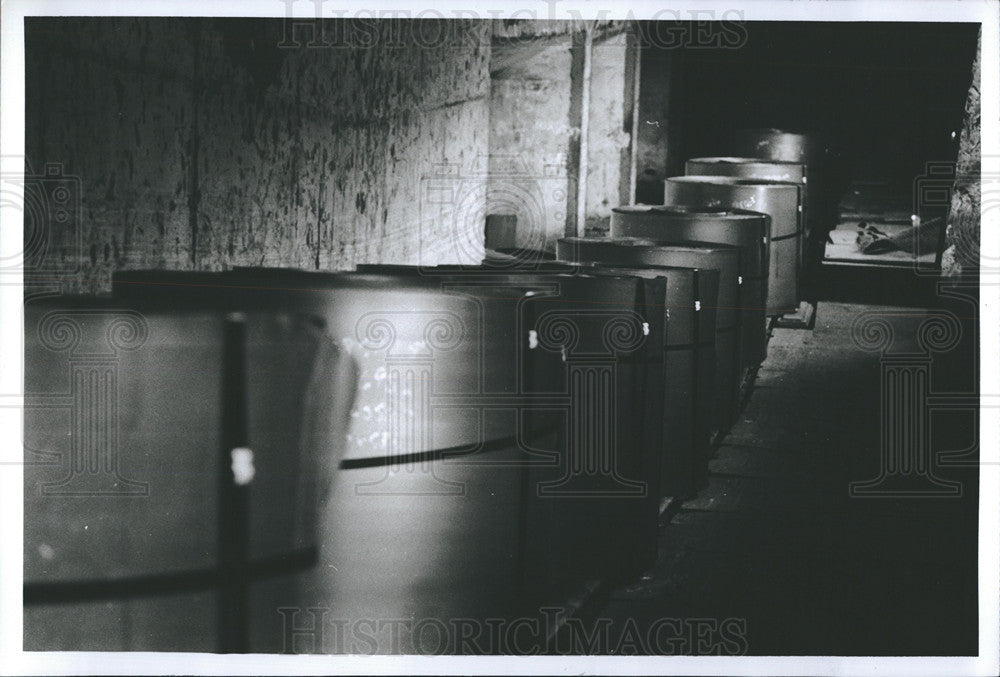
[846,159,987,498]
[335,154,651,497]
[911,161,985,276]
[23,305,150,496]
[6,156,149,496]
[0,158,82,280]
[277,2,748,51]
[420,155,563,264]
[278,607,748,655]
[848,310,965,498]
[340,284,651,497]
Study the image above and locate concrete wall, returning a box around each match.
[584,31,635,234]
[486,21,637,249]
[25,18,198,287]
[26,17,644,285]
[942,27,981,277]
[26,18,491,293]
[487,33,576,250]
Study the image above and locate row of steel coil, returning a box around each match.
[23,129,825,654]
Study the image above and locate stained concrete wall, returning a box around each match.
[24,18,198,286]
[942,27,981,277]
[26,17,642,285]
[25,18,491,293]
[487,33,576,250]
[584,31,635,234]
[486,22,636,249]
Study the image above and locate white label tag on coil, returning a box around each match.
[528,330,539,350]
[695,301,701,312]
[231,447,255,486]
[738,276,744,285]
[642,322,650,336]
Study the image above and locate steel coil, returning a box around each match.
[555,240,725,495]
[609,205,769,366]
[557,237,741,436]
[730,128,828,166]
[686,157,809,274]
[663,176,802,314]
[23,294,345,652]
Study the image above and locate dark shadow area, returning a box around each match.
[589,289,979,655]
[668,22,978,185]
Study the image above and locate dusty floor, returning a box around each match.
[588,298,980,656]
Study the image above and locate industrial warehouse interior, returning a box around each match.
[8,9,990,670]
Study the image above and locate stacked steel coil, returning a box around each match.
[609,205,770,366]
[23,292,348,652]
[685,157,808,274]
[730,128,827,168]
[730,128,834,268]
[557,238,741,437]
[26,232,779,653]
[356,263,661,589]
[663,175,803,315]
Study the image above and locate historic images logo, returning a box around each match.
[277,2,748,51]
[278,606,749,655]
[1,158,82,280]
[333,155,649,497]
[23,305,150,496]
[849,309,966,498]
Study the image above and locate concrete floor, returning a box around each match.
[588,299,980,656]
